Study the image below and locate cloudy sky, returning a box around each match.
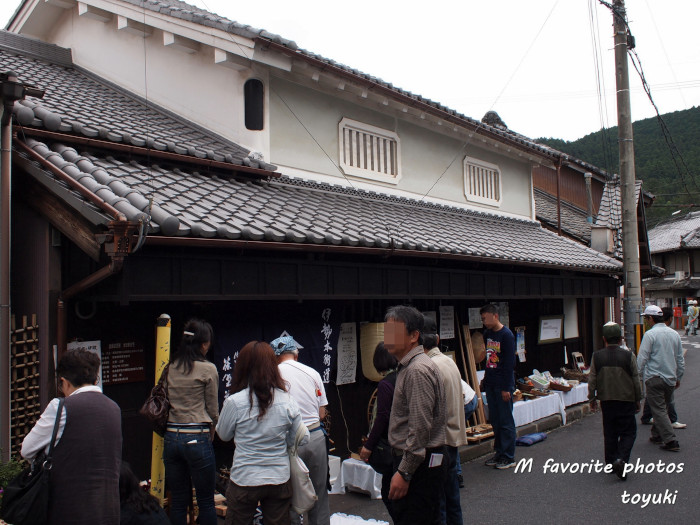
[2,0,699,141]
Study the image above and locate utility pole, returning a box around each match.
[612,0,643,349]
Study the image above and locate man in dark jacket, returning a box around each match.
[588,322,642,480]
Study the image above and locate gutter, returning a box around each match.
[144,235,623,275]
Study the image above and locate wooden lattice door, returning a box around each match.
[10,314,41,458]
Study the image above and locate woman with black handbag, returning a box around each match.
[20,348,122,524]
[359,342,398,522]
[163,319,219,525]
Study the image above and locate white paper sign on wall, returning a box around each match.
[336,322,357,385]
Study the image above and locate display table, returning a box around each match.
[555,383,589,407]
[483,392,566,426]
[329,458,383,499]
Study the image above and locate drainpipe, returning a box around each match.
[584,172,594,224]
[56,258,124,359]
[556,159,562,235]
[0,71,43,461]
[1,88,12,462]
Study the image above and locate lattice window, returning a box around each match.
[10,314,41,458]
[339,118,401,183]
[463,156,502,206]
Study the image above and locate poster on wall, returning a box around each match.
[468,308,483,329]
[102,341,146,385]
[439,306,455,339]
[496,302,510,328]
[67,340,102,390]
[515,326,526,363]
[336,322,357,385]
[538,315,564,344]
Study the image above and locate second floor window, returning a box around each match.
[464,156,501,206]
[244,79,264,131]
[339,118,401,183]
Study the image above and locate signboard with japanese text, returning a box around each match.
[336,322,357,385]
[439,306,455,339]
[103,342,146,385]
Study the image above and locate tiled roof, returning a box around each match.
[0,31,278,170]
[648,211,700,253]
[534,188,593,243]
[595,178,643,258]
[16,136,622,272]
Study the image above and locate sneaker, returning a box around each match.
[672,421,687,429]
[649,436,663,444]
[484,455,499,467]
[494,459,516,469]
[457,474,464,488]
[660,440,680,452]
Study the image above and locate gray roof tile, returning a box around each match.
[648,211,700,253]
[16,136,621,272]
[0,31,258,167]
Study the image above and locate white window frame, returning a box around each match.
[463,156,502,206]
[338,117,401,184]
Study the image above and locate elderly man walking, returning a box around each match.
[588,322,642,480]
[385,305,446,525]
[637,305,685,452]
[272,335,330,525]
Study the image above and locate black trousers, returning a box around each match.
[601,400,637,464]
[391,446,446,525]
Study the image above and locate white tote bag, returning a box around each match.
[289,424,317,514]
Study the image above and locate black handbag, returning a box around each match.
[139,364,170,436]
[368,436,394,474]
[1,398,64,525]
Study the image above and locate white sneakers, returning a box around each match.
[672,421,687,429]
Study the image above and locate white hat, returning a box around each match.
[642,305,663,317]
[691,300,697,305]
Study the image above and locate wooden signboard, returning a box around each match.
[103,341,146,385]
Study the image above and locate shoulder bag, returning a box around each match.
[288,423,317,514]
[139,364,170,436]
[1,398,65,525]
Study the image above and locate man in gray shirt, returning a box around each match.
[637,305,685,451]
[386,305,446,525]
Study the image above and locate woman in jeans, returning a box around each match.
[163,319,219,525]
[216,341,308,525]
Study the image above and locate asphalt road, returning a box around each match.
[329,331,699,524]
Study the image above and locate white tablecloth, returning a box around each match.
[329,458,383,499]
[483,392,566,426]
[554,383,589,407]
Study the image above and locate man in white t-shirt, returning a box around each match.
[272,335,330,525]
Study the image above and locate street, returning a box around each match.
[330,332,698,524]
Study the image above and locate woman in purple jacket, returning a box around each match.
[359,342,398,521]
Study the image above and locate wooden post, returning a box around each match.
[149,314,171,503]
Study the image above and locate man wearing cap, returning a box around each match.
[686,300,698,336]
[422,315,466,525]
[637,305,685,452]
[272,335,330,525]
[385,305,446,525]
[588,322,642,480]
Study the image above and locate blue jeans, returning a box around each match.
[439,446,463,525]
[464,394,479,422]
[163,430,217,525]
[485,386,516,461]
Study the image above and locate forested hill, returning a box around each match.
[537,106,700,227]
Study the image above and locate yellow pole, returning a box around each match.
[150,313,171,502]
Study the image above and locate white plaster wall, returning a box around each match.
[46,9,267,157]
[270,77,533,218]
